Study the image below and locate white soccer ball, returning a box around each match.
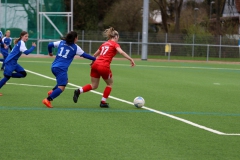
[133,96,145,108]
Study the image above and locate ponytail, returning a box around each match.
[61,31,78,44]
[103,27,119,40]
[14,31,28,44]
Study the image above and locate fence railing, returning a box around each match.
[22,32,240,62]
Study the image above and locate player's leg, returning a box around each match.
[0,52,4,71]
[43,68,67,108]
[73,64,100,103]
[11,64,27,78]
[47,68,66,96]
[0,63,13,95]
[98,67,113,108]
[0,74,11,88]
[1,53,8,70]
[100,77,113,108]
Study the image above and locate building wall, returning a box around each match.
[222,0,238,17]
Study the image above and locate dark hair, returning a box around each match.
[14,31,28,44]
[62,31,78,44]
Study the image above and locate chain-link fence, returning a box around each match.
[1,1,240,61]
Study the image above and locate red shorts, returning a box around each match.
[90,63,112,79]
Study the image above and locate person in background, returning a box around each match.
[0,30,12,70]
[0,31,36,96]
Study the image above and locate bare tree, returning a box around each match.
[104,0,143,32]
[174,0,183,33]
[153,0,169,33]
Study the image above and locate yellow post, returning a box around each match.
[165,43,171,60]
[165,43,171,52]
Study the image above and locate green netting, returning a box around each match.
[0,0,67,54]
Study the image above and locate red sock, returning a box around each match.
[82,84,92,93]
[101,86,112,103]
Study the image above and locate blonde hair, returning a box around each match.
[103,27,119,40]
[5,30,10,37]
[14,31,28,44]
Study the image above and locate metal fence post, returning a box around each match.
[192,34,195,57]
[137,32,140,55]
[219,35,222,58]
[82,30,84,50]
[89,40,92,54]
[129,42,132,57]
[165,33,168,56]
[207,44,209,62]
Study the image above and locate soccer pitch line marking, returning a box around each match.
[25,69,240,136]
[6,82,76,90]
[19,60,240,71]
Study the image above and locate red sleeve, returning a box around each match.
[114,43,120,48]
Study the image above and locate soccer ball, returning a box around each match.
[133,96,145,108]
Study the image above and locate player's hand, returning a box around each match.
[90,60,95,66]
[4,44,7,49]
[49,53,53,56]
[130,59,135,67]
[32,42,36,47]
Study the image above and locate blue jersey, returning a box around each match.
[0,31,3,46]
[0,31,3,39]
[52,40,84,71]
[1,37,12,54]
[5,40,35,64]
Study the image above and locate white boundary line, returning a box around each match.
[24,69,240,136]
[6,82,76,89]
[18,60,240,71]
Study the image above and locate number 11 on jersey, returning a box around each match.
[58,47,70,58]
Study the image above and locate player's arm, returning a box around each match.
[76,46,96,61]
[93,49,101,57]
[9,38,12,50]
[21,42,36,55]
[48,41,61,56]
[81,52,96,61]
[116,47,135,67]
[2,37,7,49]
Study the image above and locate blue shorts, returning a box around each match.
[4,62,25,76]
[52,67,68,86]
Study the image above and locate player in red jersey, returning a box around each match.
[73,27,135,108]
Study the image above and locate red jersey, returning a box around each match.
[94,40,120,67]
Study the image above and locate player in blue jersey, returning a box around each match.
[0,30,3,66]
[0,30,3,43]
[0,31,36,96]
[0,30,12,70]
[42,31,96,108]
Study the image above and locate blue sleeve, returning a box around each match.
[23,46,36,55]
[48,42,54,53]
[81,52,96,61]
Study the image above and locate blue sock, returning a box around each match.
[0,77,10,88]
[0,59,3,62]
[52,84,58,91]
[47,88,62,101]
[12,73,25,78]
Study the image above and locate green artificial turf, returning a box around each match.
[0,57,240,160]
